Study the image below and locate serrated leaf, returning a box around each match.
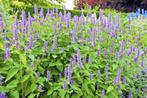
[10,90,19,98]
[30,83,37,92]
[5,67,19,82]
[22,75,30,83]
[107,86,114,93]
[28,93,35,98]
[58,89,66,98]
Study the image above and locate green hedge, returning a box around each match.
[11,5,99,17]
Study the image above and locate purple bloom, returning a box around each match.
[88,56,91,64]
[134,55,138,62]
[52,34,57,50]
[104,48,107,56]
[102,89,105,98]
[117,69,121,84]
[36,72,40,78]
[113,77,117,85]
[77,49,83,68]
[4,42,11,60]
[46,70,51,80]
[21,10,26,26]
[123,77,126,84]
[141,60,144,67]
[30,62,34,70]
[34,4,38,15]
[70,80,76,84]
[15,16,18,26]
[0,77,3,86]
[64,66,72,81]
[86,38,88,45]
[12,24,19,48]
[128,90,133,98]
[90,72,93,80]
[28,33,33,49]
[110,47,113,54]
[63,81,67,90]
[40,8,44,18]
[116,52,119,59]
[38,85,43,91]
[83,56,87,64]
[59,73,62,79]
[106,65,109,81]
[44,41,48,54]
[36,33,39,41]
[97,70,101,77]
[0,92,6,98]
[97,49,101,56]
[55,7,58,13]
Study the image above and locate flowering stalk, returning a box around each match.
[4,42,10,60]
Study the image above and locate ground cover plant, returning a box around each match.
[0,5,147,98]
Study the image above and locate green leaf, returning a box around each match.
[58,89,66,98]
[28,93,35,98]
[7,80,18,89]
[47,89,53,96]
[107,86,114,93]
[5,67,19,82]
[29,55,35,61]
[22,75,30,83]
[10,90,19,98]
[19,52,26,66]
[30,83,37,92]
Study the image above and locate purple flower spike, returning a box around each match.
[117,69,121,84]
[30,62,34,70]
[104,48,107,56]
[4,42,11,60]
[40,8,44,18]
[70,80,76,84]
[128,90,133,98]
[77,49,83,68]
[123,77,126,84]
[0,78,3,86]
[113,77,117,85]
[97,49,101,56]
[88,56,91,64]
[38,85,43,92]
[90,72,93,80]
[36,72,40,78]
[83,56,87,64]
[28,33,33,49]
[0,92,6,98]
[63,81,67,90]
[34,4,38,15]
[141,60,144,67]
[52,34,57,51]
[36,33,39,41]
[46,70,51,80]
[59,73,62,79]
[102,89,105,98]
[86,38,88,45]
[44,41,48,55]
[97,70,101,77]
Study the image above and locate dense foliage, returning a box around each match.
[0,4,147,98]
[75,0,147,12]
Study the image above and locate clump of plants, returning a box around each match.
[0,5,147,98]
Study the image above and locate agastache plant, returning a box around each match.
[4,42,10,60]
[44,40,48,55]
[77,49,83,68]
[46,70,51,80]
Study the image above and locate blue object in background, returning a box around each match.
[129,8,147,20]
